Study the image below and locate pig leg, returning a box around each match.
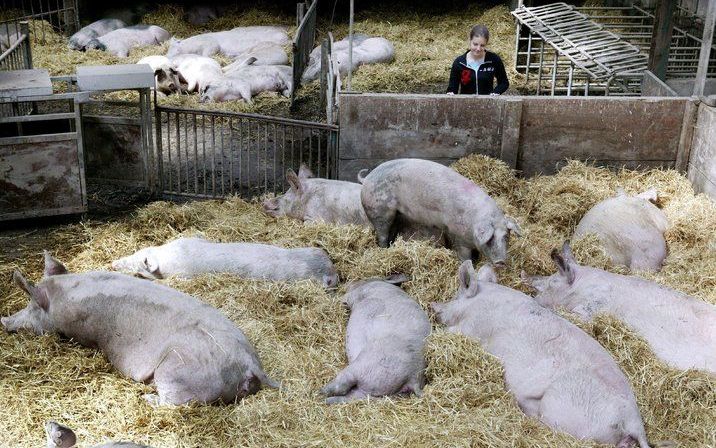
[366,209,398,248]
[147,349,228,406]
[454,244,473,262]
[399,374,424,397]
[325,388,369,404]
[320,367,358,398]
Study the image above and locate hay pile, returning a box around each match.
[1,156,714,447]
[28,3,522,120]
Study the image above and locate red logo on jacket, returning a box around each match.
[460,68,472,85]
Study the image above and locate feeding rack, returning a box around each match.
[512,2,648,96]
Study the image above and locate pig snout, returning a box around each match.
[0,316,10,331]
[262,198,279,215]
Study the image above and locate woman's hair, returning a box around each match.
[469,25,490,41]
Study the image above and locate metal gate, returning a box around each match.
[0,0,80,46]
[154,106,339,199]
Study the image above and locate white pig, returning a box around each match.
[68,18,126,51]
[574,188,669,272]
[321,274,430,404]
[302,36,394,83]
[170,53,223,93]
[200,64,292,103]
[111,237,339,288]
[432,262,650,448]
[45,421,151,448]
[523,242,716,376]
[224,42,289,69]
[89,24,171,58]
[360,158,521,264]
[2,252,279,406]
[166,26,289,59]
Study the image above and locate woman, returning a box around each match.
[447,25,509,95]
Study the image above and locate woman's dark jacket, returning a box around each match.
[447,50,509,95]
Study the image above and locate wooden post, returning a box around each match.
[347,0,354,91]
[20,21,32,70]
[296,2,305,27]
[693,0,716,97]
[647,0,675,81]
[499,98,523,169]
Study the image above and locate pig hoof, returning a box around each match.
[142,393,162,407]
[325,395,347,405]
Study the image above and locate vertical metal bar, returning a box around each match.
[525,32,533,81]
[167,112,173,194]
[347,0,354,90]
[221,117,226,196]
[551,51,558,96]
[299,126,303,166]
[585,76,590,96]
[229,118,234,194]
[291,126,295,171]
[155,108,164,193]
[193,113,198,194]
[694,0,716,96]
[238,119,243,195]
[567,63,574,96]
[175,112,181,193]
[537,38,545,95]
[263,121,268,193]
[317,128,323,178]
[281,124,286,190]
[184,113,189,194]
[211,115,216,196]
[202,114,207,196]
[246,120,252,195]
[308,128,313,172]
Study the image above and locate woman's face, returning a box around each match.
[469,35,488,59]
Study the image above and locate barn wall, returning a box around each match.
[688,103,716,200]
[338,93,694,180]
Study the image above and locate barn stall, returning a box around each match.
[1,0,716,447]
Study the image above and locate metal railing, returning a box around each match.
[154,106,339,199]
[320,33,341,124]
[291,0,317,107]
[0,0,79,46]
[0,21,31,71]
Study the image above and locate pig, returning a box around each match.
[523,242,716,376]
[87,25,171,58]
[200,63,292,103]
[111,236,339,288]
[262,165,445,244]
[2,251,279,406]
[136,55,186,95]
[166,26,290,59]
[320,274,430,404]
[360,158,521,264]
[306,33,371,68]
[574,188,669,272]
[223,42,289,70]
[184,5,230,26]
[45,421,151,448]
[431,262,650,448]
[170,53,222,93]
[302,36,394,83]
[68,18,126,51]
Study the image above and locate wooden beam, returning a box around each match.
[648,0,676,81]
[693,0,716,97]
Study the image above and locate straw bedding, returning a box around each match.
[1,156,714,447]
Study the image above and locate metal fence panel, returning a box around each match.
[155,106,339,200]
[0,0,79,46]
[291,0,317,107]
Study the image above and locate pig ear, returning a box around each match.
[550,249,575,285]
[43,250,68,277]
[286,169,303,193]
[475,224,494,247]
[298,164,314,179]
[457,260,479,297]
[142,256,161,278]
[476,264,497,283]
[384,273,409,285]
[561,241,577,265]
[14,271,49,310]
[637,188,659,205]
[505,217,522,237]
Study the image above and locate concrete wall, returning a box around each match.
[666,78,716,96]
[338,93,695,180]
[688,103,716,200]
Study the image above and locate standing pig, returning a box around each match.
[111,237,339,288]
[574,188,669,272]
[262,165,445,243]
[360,158,521,264]
[523,242,716,375]
[68,19,126,51]
[45,421,151,448]
[432,262,650,447]
[166,26,289,59]
[2,252,279,406]
[170,53,223,93]
[200,64,292,103]
[321,275,430,403]
[88,25,170,58]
